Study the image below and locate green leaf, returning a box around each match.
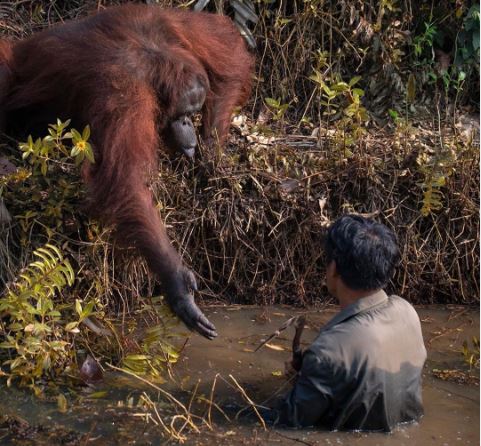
[388,109,399,120]
[321,84,334,96]
[70,128,82,142]
[87,391,108,399]
[331,82,349,92]
[472,32,479,50]
[82,125,91,141]
[84,145,95,164]
[349,76,362,87]
[75,299,82,316]
[65,322,79,332]
[33,323,51,334]
[124,354,150,361]
[80,300,95,320]
[265,97,280,108]
[57,393,68,413]
[309,70,323,86]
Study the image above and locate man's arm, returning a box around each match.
[277,350,334,427]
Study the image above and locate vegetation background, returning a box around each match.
[0,0,479,386]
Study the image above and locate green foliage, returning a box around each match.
[416,145,456,217]
[121,297,181,383]
[412,22,438,61]
[439,68,466,98]
[411,22,444,91]
[311,72,367,122]
[455,4,480,66]
[19,119,94,172]
[410,7,479,105]
[0,122,104,391]
[1,119,93,242]
[69,126,94,164]
[462,336,480,370]
[1,120,180,391]
[264,97,289,122]
[310,70,368,156]
[0,244,82,391]
[388,108,400,123]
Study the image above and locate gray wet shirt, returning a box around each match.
[278,290,427,431]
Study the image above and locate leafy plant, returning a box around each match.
[20,119,94,171]
[264,97,289,122]
[410,8,479,108]
[410,21,443,94]
[0,244,82,391]
[412,22,438,61]
[311,72,367,122]
[310,70,368,156]
[1,119,93,241]
[462,336,480,370]
[121,297,181,383]
[455,4,480,66]
[416,144,456,217]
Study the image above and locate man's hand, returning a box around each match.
[292,348,304,371]
[284,360,298,379]
[284,347,304,379]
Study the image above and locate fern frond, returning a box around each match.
[417,145,456,216]
[14,245,74,299]
[0,243,78,386]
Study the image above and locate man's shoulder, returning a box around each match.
[388,294,411,304]
[388,294,420,318]
[308,294,422,356]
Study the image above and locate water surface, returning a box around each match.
[0,305,478,445]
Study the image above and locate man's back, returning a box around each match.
[279,291,427,431]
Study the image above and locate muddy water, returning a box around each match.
[0,305,479,445]
[175,305,480,446]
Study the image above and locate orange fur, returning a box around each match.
[0,5,253,297]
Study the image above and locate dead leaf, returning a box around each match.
[57,393,68,413]
[279,178,300,194]
[265,343,285,351]
[0,199,11,224]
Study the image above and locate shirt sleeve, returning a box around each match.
[277,350,334,427]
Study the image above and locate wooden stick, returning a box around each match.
[292,316,306,371]
[229,374,267,430]
[254,315,299,352]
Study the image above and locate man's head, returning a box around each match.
[324,215,400,298]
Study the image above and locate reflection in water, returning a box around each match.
[0,306,478,445]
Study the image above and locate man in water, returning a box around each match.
[276,214,427,431]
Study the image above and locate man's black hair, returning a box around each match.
[325,214,400,291]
